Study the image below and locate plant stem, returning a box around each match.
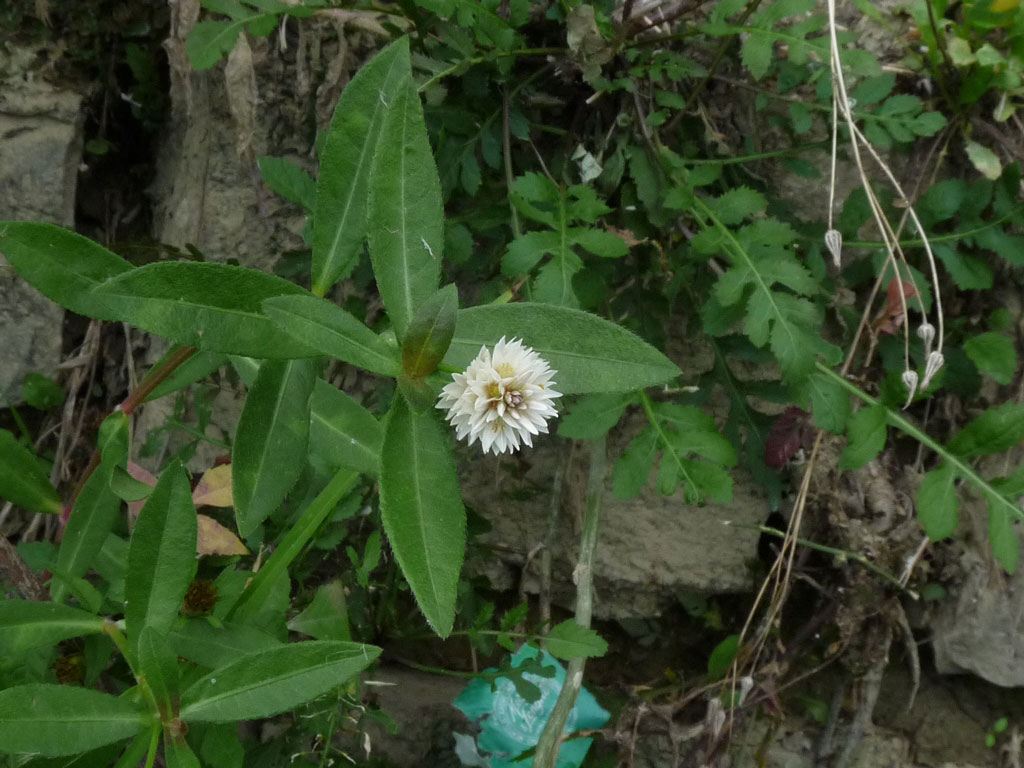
[815,363,1022,523]
[143,723,160,768]
[228,469,360,621]
[418,48,563,92]
[533,435,606,768]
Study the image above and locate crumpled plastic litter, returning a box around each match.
[453,646,610,768]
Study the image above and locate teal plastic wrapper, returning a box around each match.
[453,646,610,767]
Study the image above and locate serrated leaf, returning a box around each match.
[613,428,658,499]
[964,332,1017,385]
[707,187,767,226]
[92,262,320,359]
[0,685,144,756]
[741,34,774,79]
[367,76,443,341]
[126,461,197,646]
[838,404,887,470]
[502,231,561,275]
[444,304,680,394]
[558,393,634,440]
[233,359,318,536]
[948,403,1024,458]
[803,372,850,434]
[379,397,465,637]
[179,641,381,722]
[186,19,251,70]
[569,228,629,258]
[0,222,132,320]
[313,38,410,295]
[543,620,608,660]
[263,294,401,376]
[918,463,959,540]
[0,429,61,514]
[933,242,993,290]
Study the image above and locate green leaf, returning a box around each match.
[558,393,634,440]
[933,243,993,290]
[0,429,61,514]
[964,332,1017,385]
[707,187,766,225]
[92,262,319,359]
[21,373,65,410]
[179,641,381,722]
[126,461,197,645]
[0,601,105,656]
[741,34,773,79]
[146,350,228,402]
[503,231,561,275]
[137,626,180,720]
[918,463,959,541]
[165,734,201,768]
[53,411,129,603]
[444,304,680,394]
[402,284,458,379]
[838,405,887,470]
[379,396,466,637]
[167,619,281,670]
[612,428,658,499]
[0,685,144,756]
[803,373,850,434]
[707,634,739,678]
[542,620,608,660]
[313,38,410,295]
[0,222,132,319]
[263,295,401,376]
[569,228,629,258]
[367,76,444,340]
[287,581,351,641]
[186,19,250,70]
[966,139,1003,181]
[987,496,1019,574]
[233,358,318,536]
[948,403,1024,458]
[257,156,316,211]
[309,380,382,477]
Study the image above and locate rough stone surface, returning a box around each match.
[0,45,84,404]
[461,410,768,620]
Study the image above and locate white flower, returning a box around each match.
[436,337,562,455]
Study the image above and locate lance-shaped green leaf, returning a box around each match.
[313,38,411,295]
[0,600,106,656]
[233,358,319,536]
[309,380,383,477]
[0,429,61,514]
[444,304,680,394]
[0,222,132,319]
[263,295,401,376]
[402,284,458,379]
[126,461,197,646]
[164,734,201,768]
[918,462,959,541]
[0,684,145,756]
[91,262,319,359]
[167,619,282,671]
[179,641,381,723]
[137,626,180,721]
[53,411,129,603]
[287,581,351,641]
[145,349,228,402]
[379,396,465,637]
[367,76,443,341]
[988,493,1019,574]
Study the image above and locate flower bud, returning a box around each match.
[916,322,935,351]
[901,370,918,409]
[922,350,944,389]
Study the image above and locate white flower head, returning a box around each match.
[436,337,562,456]
[825,229,843,267]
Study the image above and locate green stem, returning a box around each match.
[839,205,1023,249]
[533,435,606,768]
[815,363,1022,522]
[228,469,361,621]
[143,722,160,768]
[418,48,563,92]
[685,141,830,165]
[730,521,913,595]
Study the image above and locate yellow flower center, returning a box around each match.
[496,362,515,378]
[485,382,501,400]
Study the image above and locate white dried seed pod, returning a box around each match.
[901,370,918,409]
[825,229,843,267]
[916,322,935,351]
[922,350,945,389]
